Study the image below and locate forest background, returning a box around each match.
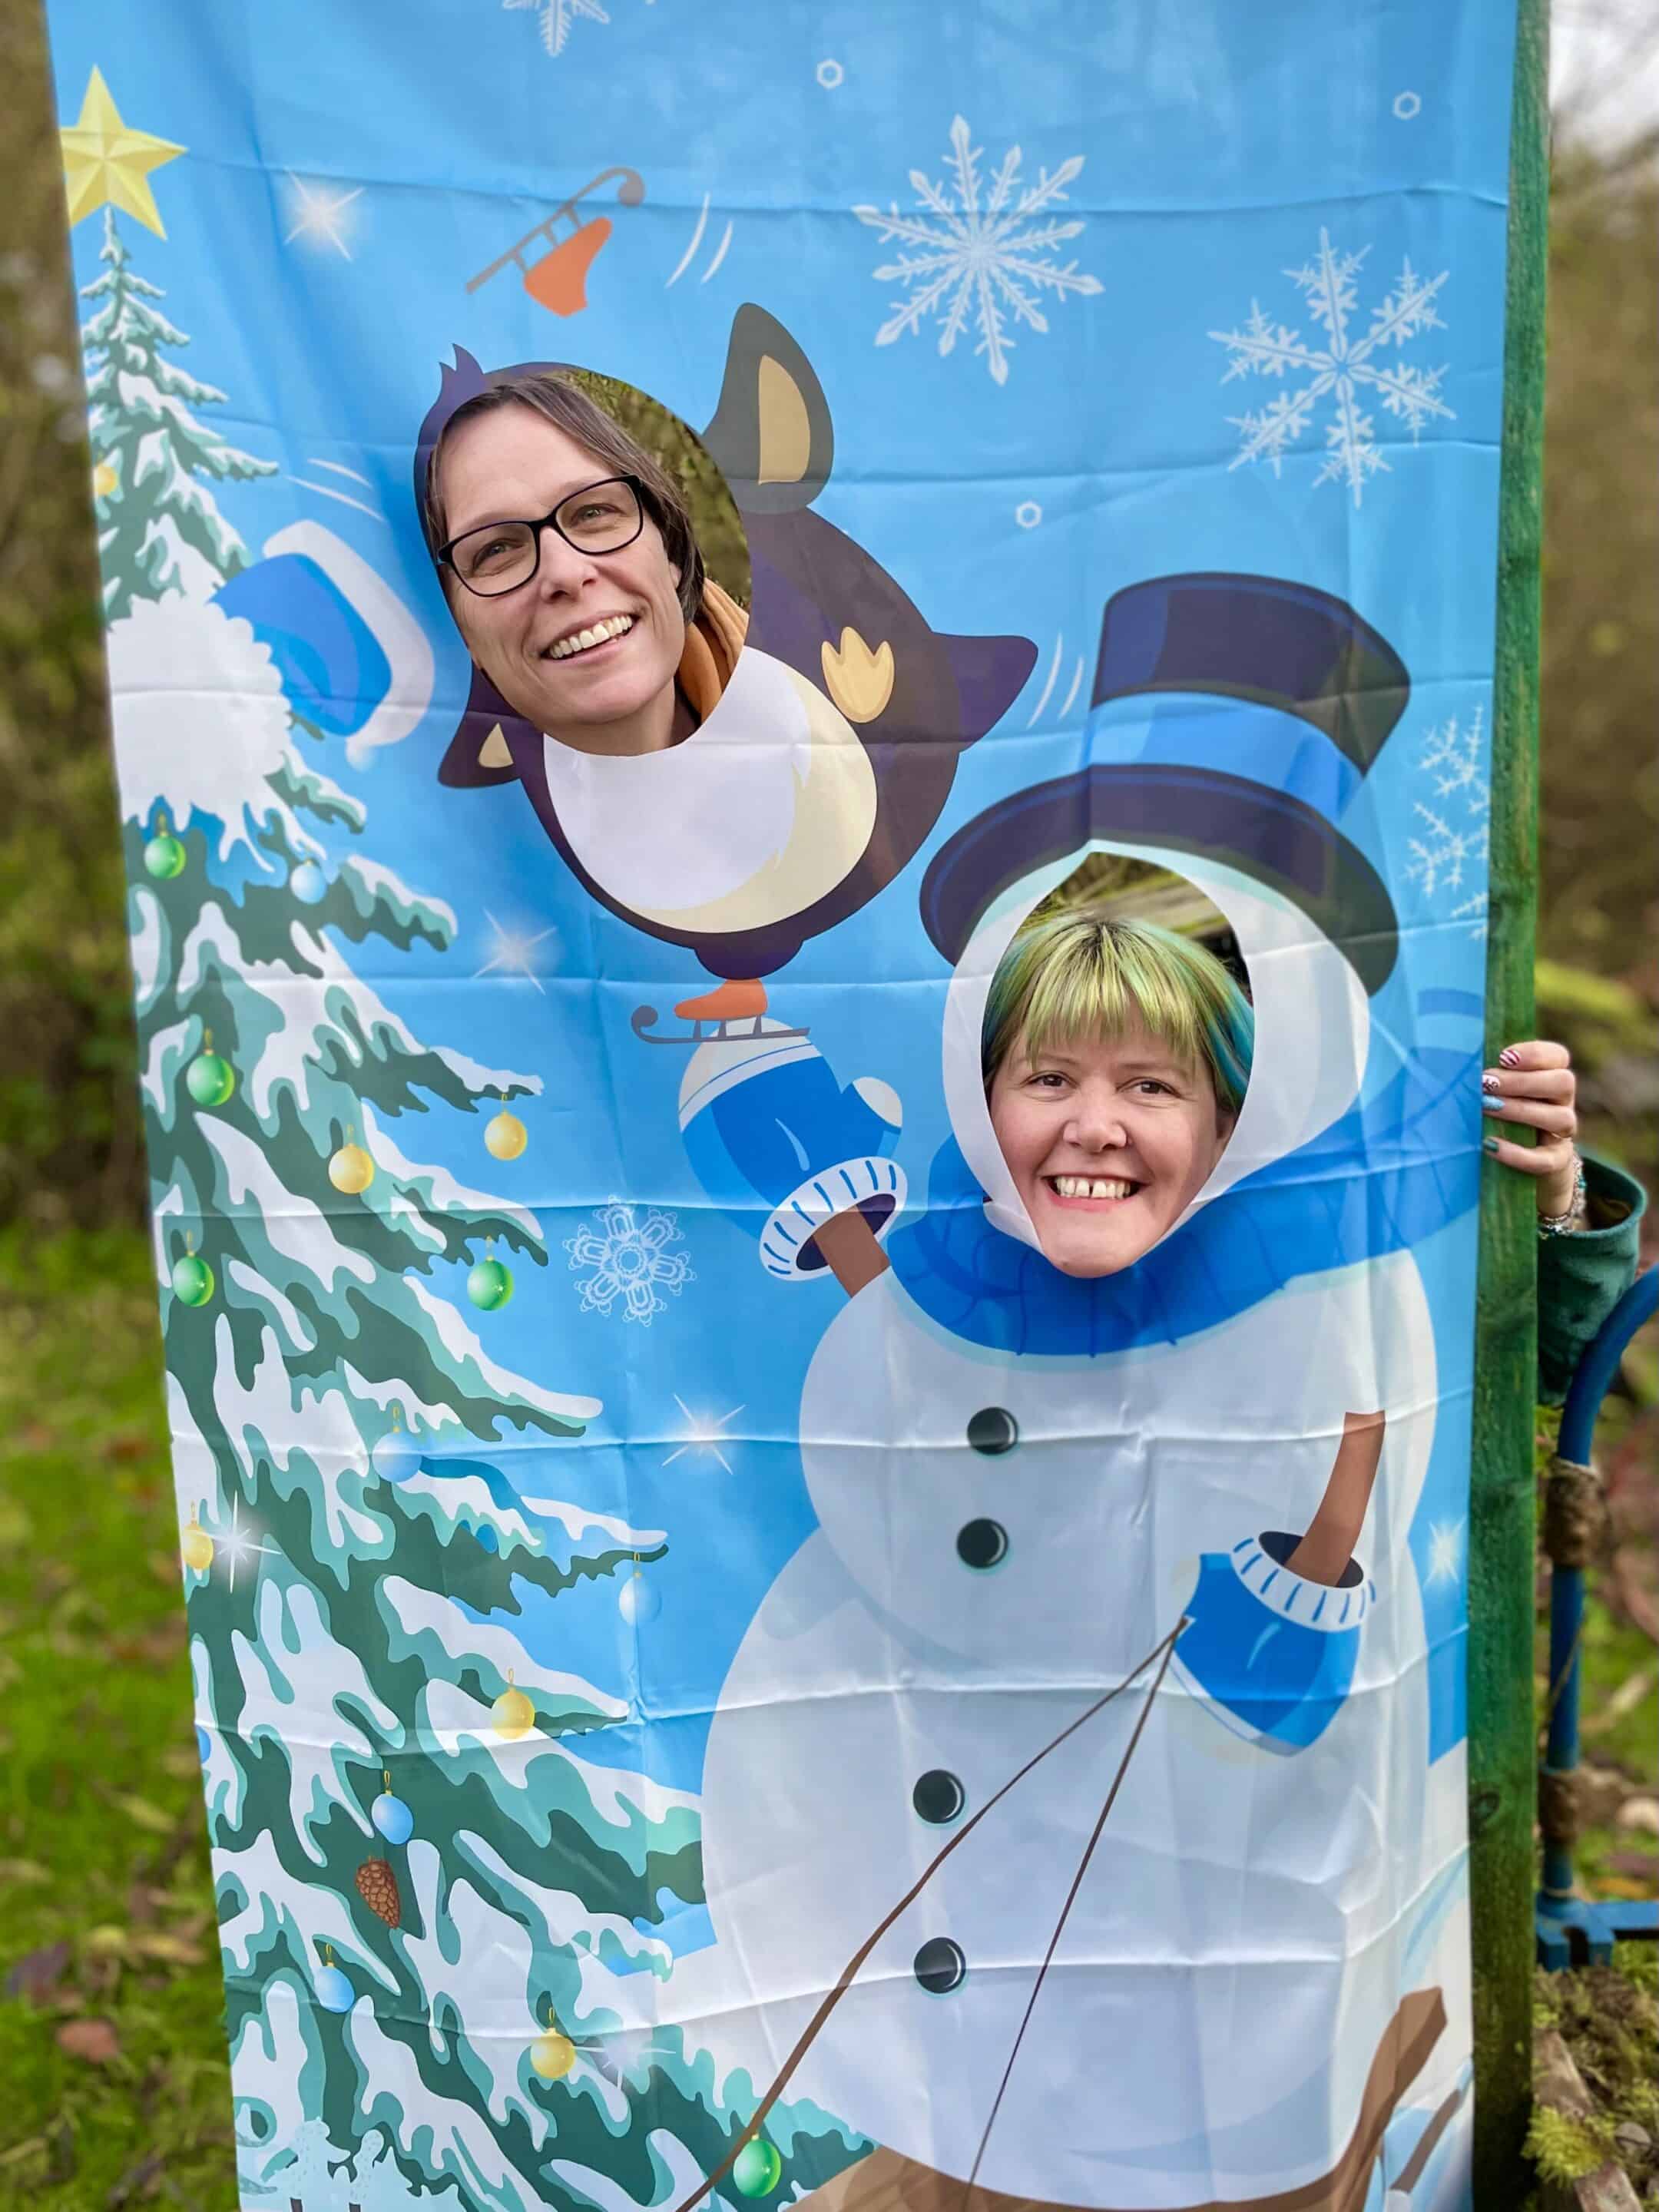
[0,0,1654,2204]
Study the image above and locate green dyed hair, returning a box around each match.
[982,909,1254,1118]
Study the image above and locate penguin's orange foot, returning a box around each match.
[673,979,768,1023]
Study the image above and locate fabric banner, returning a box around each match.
[44,5,1518,2208]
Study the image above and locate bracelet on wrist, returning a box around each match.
[1537,1153,1588,1239]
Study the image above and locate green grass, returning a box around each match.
[0,1230,235,2207]
[1532,1945,1659,2203]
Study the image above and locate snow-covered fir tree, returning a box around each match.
[112,569,865,2200]
[80,208,276,618]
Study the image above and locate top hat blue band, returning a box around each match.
[1089,692,1361,819]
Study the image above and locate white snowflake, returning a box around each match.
[565,1200,693,1326]
[1209,228,1453,505]
[503,0,609,58]
[1403,704,1490,936]
[853,114,1102,386]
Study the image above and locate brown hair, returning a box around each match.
[421,372,706,626]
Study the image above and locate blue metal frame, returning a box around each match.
[1535,1265,1659,1969]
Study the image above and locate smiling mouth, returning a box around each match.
[1045,1174,1141,1204]
[543,612,636,663]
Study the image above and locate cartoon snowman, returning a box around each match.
[659,576,1482,2212]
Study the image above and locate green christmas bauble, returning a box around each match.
[467,1257,515,1311]
[143,830,187,880]
[732,2138,782,2197]
[185,1051,236,1108]
[171,1253,215,1307]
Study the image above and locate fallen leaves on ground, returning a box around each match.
[55,2017,121,2065]
[3,1941,70,2004]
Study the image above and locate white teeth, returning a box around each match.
[1051,1176,1134,1200]
[548,613,634,661]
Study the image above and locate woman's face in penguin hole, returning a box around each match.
[987,1015,1237,1277]
[439,405,687,756]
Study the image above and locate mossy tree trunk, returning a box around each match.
[1469,0,1548,2197]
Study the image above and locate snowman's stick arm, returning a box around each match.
[967,1624,1185,2194]
[668,1618,1188,2212]
[1285,1409,1386,1588]
[809,1209,892,1299]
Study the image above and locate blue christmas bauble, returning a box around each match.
[290,859,327,905]
[618,1569,660,1624]
[371,1790,415,1846]
[372,1429,423,1484]
[314,1964,355,2014]
[195,1724,211,1764]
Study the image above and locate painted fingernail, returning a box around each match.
[1482,1073,1502,1093]
[1482,1135,1500,1155]
[1498,1048,1520,1068]
[1481,1098,1503,1115]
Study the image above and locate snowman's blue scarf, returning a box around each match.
[887,1045,1481,1356]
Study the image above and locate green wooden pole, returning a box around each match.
[1469,0,1548,2195]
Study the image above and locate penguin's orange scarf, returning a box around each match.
[676,579,749,724]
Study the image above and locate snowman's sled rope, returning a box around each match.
[965,1627,1184,2194]
[670,1617,1190,2212]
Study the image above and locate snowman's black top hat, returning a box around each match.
[922,572,1407,995]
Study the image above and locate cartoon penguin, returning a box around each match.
[415,309,1036,1034]
[647,575,1481,2212]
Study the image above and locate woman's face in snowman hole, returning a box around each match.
[987,1015,1237,1277]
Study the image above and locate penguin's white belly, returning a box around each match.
[692,1255,1447,2207]
[541,647,876,935]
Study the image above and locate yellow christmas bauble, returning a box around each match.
[530,2029,576,2081]
[485,1110,528,1162]
[492,1685,536,1741]
[329,1142,376,1195]
[181,1518,214,1573]
[92,459,118,500]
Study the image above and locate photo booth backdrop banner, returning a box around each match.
[43,5,1518,2209]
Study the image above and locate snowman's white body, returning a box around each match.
[684,849,1472,2210]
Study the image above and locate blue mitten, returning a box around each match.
[1172,1532,1374,1753]
[678,1022,904,1282]
[210,521,433,763]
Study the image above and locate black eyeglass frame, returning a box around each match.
[436,474,649,598]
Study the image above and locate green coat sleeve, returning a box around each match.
[1536,1153,1647,1408]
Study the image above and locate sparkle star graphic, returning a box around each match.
[283,174,365,260]
[220,1497,280,1594]
[60,68,184,238]
[477,910,557,992]
[1425,1518,1465,1588]
[662,1397,745,1472]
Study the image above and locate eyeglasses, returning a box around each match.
[438,475,647,598]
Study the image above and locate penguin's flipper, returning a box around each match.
[438,664,530,787]
[943,629,1041,746]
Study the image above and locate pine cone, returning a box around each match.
[356,1857,401,1928]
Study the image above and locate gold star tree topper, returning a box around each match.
[60,67,185,238]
